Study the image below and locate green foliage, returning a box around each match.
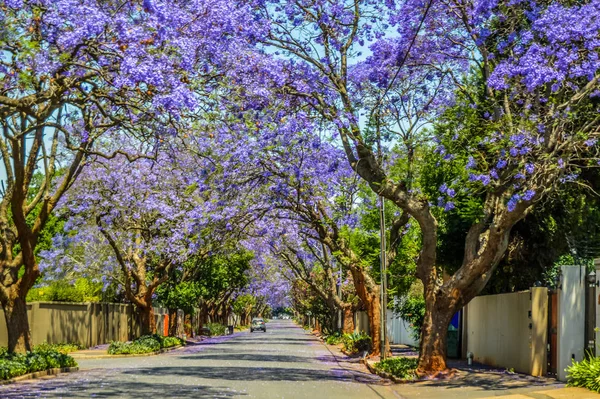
[566,355,600,392]
[397,288,426,342]
[34,341,83,354]
[0,348,77,380]
[0,359,28,380]
[156,280,203,315]
[27,278,102,303]
[342,332,372,354]
[161,336,184,348]
[107,334,183,355]
[205,323,227,336]
[374,357,418,380]
[325,332,343,345]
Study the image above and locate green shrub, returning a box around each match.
[108,334,183,355]
[27,278,102,303]
[374,357,418,380]
[135,335,161,351]
[205,323,227,336]
[0,359,28,380]
[342,332,372,354]
[398,295,425,342]
[0,348,77,380]
[161,336,183,348]
[34,341,83,354]
[567,355,600,392]
[325,333,343,345]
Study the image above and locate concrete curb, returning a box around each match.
[71,344,184,360]
[0,367,79,385]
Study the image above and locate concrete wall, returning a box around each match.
[0,302,169,348]
[386,309,419,346]
[354,311,370,335]
[557,265,586,381]
[464,288,548,376]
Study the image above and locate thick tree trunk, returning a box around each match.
[3,295,32,353]
[350,267,387,356]
[168,308,178,336]
[138,305,156,335]
[343,305,354,334]
[417,299,453,373]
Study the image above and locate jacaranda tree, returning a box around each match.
[251,0,600,372]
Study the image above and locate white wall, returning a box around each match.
[387,309,419,347]
[557,265,586,381]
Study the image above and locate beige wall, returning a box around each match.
[354,311,370,335]
[0,302,169,348]
[464,288,548,376]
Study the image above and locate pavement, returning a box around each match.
[0,320,596,398]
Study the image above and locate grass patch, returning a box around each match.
[0,348,77,380]
[374,357,418,380]
[108,334,184,355]
[567,355,600,392]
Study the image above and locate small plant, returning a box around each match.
[0,348,77,380]
[34,341,83,354]
[108,334,184,355]
[161,336,183,348]
[342,332,372,354]
[325,333,343,345]
[205,323,227,336]
[374,357,418,380]
[567,355,600,392]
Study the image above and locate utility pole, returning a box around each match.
[379,195,387,360]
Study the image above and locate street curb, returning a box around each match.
[71,344,184,360]
[0,367,79,385]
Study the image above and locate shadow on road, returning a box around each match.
[122,365,355,383]
[0,379,244,398]
[178,353,312,363]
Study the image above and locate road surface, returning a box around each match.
[0,320,397,398]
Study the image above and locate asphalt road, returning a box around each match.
[0,320,397,399]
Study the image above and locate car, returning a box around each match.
[250,317,266,333]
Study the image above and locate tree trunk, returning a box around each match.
[138,305,156,335]
[3,295,32,353]
[343,306,354,334]
[168,308,178,336]
[418,302,453,373]
[349,266,388,356]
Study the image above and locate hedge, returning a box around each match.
[108,334,184,355]
[0,348,77,380]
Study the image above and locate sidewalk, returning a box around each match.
[316,337,590,399]
[492,387,600,398]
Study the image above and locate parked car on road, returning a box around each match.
[250,318,266,333]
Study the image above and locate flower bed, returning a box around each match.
[0,348,77,380]
[108,334,184,355]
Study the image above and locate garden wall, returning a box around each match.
[0,302,168,348]
[463,287,548,376]
[386,309,419,347]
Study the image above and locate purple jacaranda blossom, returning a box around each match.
[444,202,456,211]
[466,156,476,169]
[525,163,535,174]
[523,190,536,201]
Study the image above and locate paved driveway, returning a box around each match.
[0,320,395,398]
